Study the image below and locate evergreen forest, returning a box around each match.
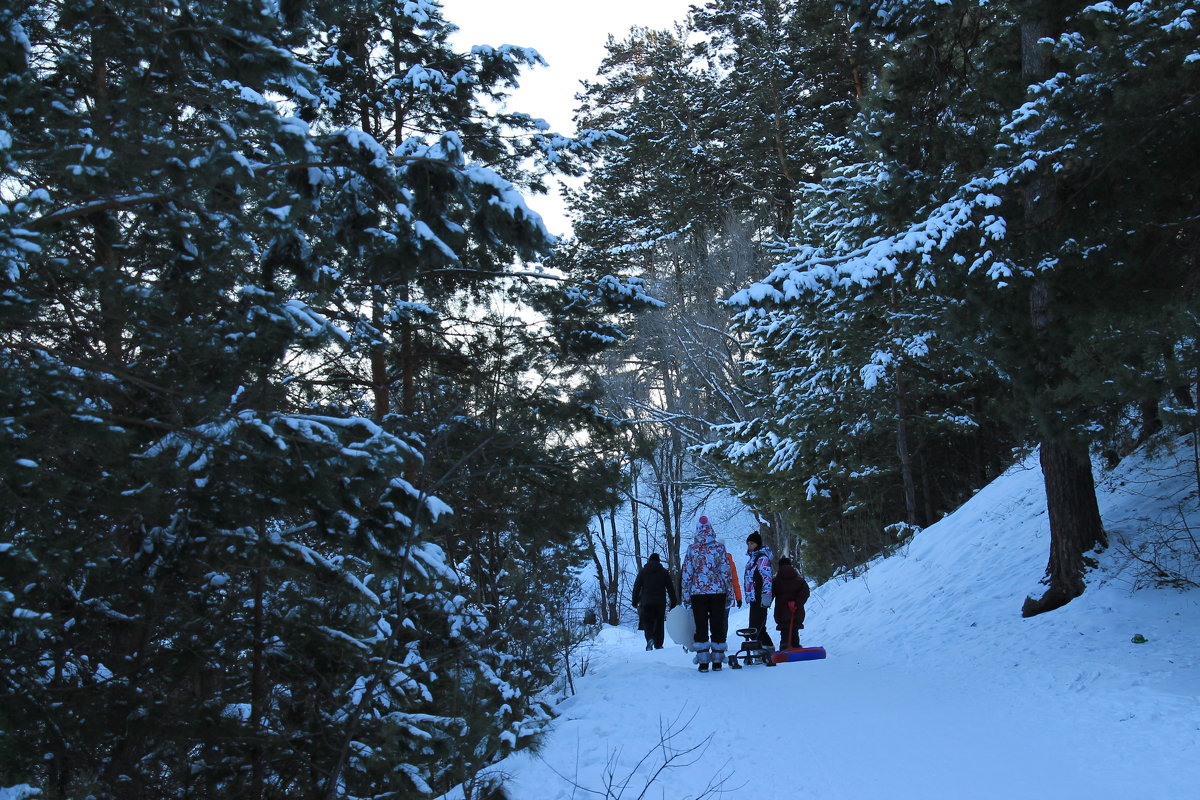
[1,1,1198,798]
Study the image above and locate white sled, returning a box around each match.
[666,605,695,651]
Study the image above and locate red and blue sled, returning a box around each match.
[771,646,827,664]
[772,603,826,663]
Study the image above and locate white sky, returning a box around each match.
[439,0,697,237]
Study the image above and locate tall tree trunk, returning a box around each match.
[589,518,609,622]
[399,280,415,417]
[249,539,267,800]
[841,12,865,101]
[91,27,124,364]
[1020,5,1107,617]
[766,511,792,560]
[370,285,390,423]
[1022,439,1106,617]
[770,92,796,237]
[894,370,919,526]
[590,515,621,625]
[631,460,643,567]
[661,361,686,572]
[890,287,920,526]
[919,451,934,529]
[95,211,124,362]
[659,442,687,583]
[670,440,684,555]
[589,533,610,624]
[609,507,621,624]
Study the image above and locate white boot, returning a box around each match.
[711,642,727,671]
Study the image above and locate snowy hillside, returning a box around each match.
[452,439,1200,799]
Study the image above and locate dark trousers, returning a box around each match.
[690,593,728,644]
[749,603,774,648]
[778,605,802,648]
[639,603,666,647]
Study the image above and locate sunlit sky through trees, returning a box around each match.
[441,0,695,237]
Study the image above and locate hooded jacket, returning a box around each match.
[743,545,775,606]
[681,518,733,604]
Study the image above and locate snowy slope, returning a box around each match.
[455,440,1200,799]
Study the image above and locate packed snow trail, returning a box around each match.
[486,618,1197,800]
[462,448,1200,799]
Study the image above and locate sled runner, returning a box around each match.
[727,627,777,668]
[666,603,696,651]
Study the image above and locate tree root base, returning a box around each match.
[1021,584,1081,618]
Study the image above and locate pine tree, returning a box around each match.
[690,0,866,235]
[698,0,1018,580]
[737,0,1200,606]
[0,1,647,797]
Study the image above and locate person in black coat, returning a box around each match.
[773,556,810,649]
[631,553,678,650]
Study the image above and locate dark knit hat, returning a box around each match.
[746,531,763,547]
[648,553,661,562]
[779,556,792,566]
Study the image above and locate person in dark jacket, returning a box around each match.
[773,556,810,649]
[632,553,678,650]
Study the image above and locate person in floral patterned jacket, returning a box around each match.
[743,532,775,652]
[681,516,735,672]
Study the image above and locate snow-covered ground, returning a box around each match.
[462,440,1200,799]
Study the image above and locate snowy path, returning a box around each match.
[479,451,1200,799]
[489,618,1198,800]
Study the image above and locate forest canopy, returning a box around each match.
[564,0,1200,601]
[0,1,652,797]
[2,0,1199,798]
